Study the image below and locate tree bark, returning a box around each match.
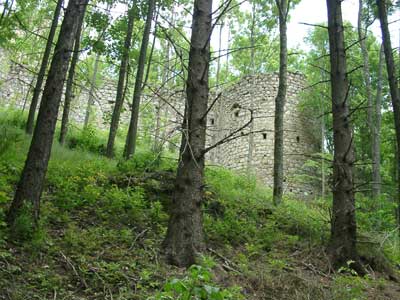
[372,45,384,198]
[7,0,89,225]
[59,9,86,145]
[376,0,400,227]
[84,53,100,128]
[163,0,212,267]
[143,9,158,92]
[273,0,288,206]
[25,0,63,135]
[326,0,360,270]
[358,0,377,197]
[105,5,135,158]
[124,0,156,159]
[246,1,256,172]
[153,38,170,152]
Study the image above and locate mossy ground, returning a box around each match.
[0,109,399,299]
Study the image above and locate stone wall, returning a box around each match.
[208,73,320,197]
[0,62,320,197]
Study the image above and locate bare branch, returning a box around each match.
[299,22,328,29]
[203,107,254,155]
[201,92,222,121]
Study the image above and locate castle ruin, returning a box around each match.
[0,63,320,197]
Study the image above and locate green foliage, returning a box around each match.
[0,126,22,159]
[67,125,105,154]
[0,111,399,299]
[331,274,386,300]
[274,199,330,243]
[9,204,35,242]
[153,262,243,300]
[117,151,162,174]
[356,194,397,232]
[0,109,26,129]
[204,167,272,245]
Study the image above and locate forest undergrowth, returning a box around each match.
[0,109,399,300]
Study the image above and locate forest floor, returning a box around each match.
[0,110,400,300]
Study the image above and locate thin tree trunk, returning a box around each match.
[153,38,170,152]
[372,45,383,198]
[273,0,288,206]
[210,19,224,163]
[321,92,326,198]
[59,10,86,145]
[163,0,212,267]
[22,77,35,112]
[7,0,88,225]
[0,0,10,26]
[124,0,156,159]
[143,9,158,92]
[247,1,256,172]
[358,0,376,197]
[84,53,100,128]
[105,5,135,157]
[158,7,176,152]
[226,20,230,75]
[216,20,223,88]
[326,0,361,271]
[377,0,400,232]
[25,0,63,134]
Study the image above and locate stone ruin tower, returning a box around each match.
[207,72,319,197]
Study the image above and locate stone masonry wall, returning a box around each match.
[0,62,320,197]
[208,73,320,197]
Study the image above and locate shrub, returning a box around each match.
[67,125,105,154]
[0,126,23,158]
[273,199,330,243]
[9,204,36,242]
[204,167,273,245]
[152,263,243,300]
[117,151,162,174]
[0,109,27,129]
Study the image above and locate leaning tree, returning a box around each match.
[7,0,89,225]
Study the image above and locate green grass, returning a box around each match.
[0,108,399,299]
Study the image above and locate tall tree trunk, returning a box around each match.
[272,0,288,206]
[105,5,135,158]
[376,0,400,231]
[59,10,86,145]
[0,0,10,26]
[143,9,159,92]
[124,0,156,159]
[372,45,384,198]
[163,0,212,267]
[153,37,170,152]
[326,0,360,270]
[358,0,376,197]
[216,20,223,88]
[158,7,176,152]
[210,18,224,163]
[25,0,63,134]
[321,90,326,198]
[7,0,88,225]
[22,76,36,112]
[226,19,230,75]
[247,1,256,172]
[84,53,100,128]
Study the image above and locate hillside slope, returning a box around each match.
[0,111,399,300]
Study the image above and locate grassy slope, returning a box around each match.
[0,110,399,300]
